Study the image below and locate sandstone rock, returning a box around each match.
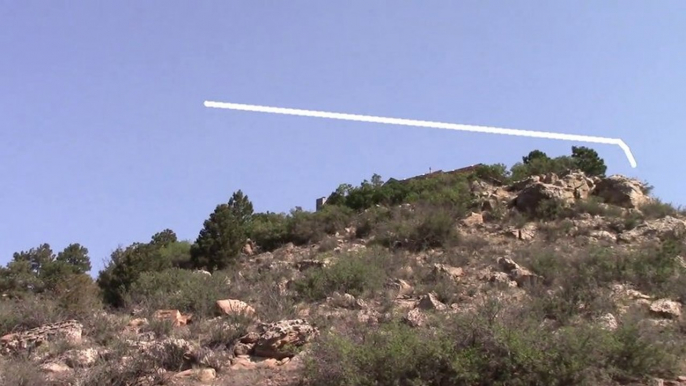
[470,179,491,194]
[461,212,484,227]
[384,278,413,298]
[124,317,149,335]
[592,175,650,209]
[63,347,99,368]
[253,319,318,359]
[234,342,253,356]
[649,299,682,319]
[431,264,464,281]
[497,257,542,287]
[40,361,72,374]
[417,292,447,311]
[562,171,595,198]
[328,292,366,310]
[243,239,255,256]
[509,175,541,192]
[357,309,380,325]
[173,368,216,383]
[597,313,618,331]
[0,320,82,355]
[588,230,617,243]
[153,310,192,327]
[618,216,686,243]
[513,181,575,214]
[503,223,537,241]
[488,271,518,287]
[229,355,283,371]
[215,299,256,318]
[611,284,652,301]
[403,308,426,327]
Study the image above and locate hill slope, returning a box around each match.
[1,148,686,386]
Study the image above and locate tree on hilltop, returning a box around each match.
[190,190,254,272]
[571,146,607,177]
[522,150,550,165]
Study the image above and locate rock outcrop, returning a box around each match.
[0,320,82,355]
[618,216,686,243]
[252,319,318,360]
[592,175,650,209]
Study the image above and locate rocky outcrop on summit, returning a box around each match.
[511,171,595,213]
[591,174,651,209]
[508,171,654,219]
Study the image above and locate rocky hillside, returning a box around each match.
[2,149,686,386]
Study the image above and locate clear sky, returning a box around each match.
[2,1,685,276]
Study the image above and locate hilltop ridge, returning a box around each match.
[1,146,686,385]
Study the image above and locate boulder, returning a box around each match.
[403,308,426,328]
[649,299,682,319]
[417,292,447,311]
[503,223,537,241]
[253,319,318,359]
[215,299,256,318]
[592,175,650,209]
[384,278,413,298]
[62,348,100,368]
[497,257,542,287]
[172,368,216,383]
[557,170,596,199]
[153,310,192,327]
[431,264,464,281]
[328,292,366,310]
[513,182,574,214]
[597,313,618,331]
[461,212,484,227]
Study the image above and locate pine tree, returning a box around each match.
[190,190,254,272]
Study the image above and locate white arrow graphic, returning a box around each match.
[203,100,637,168]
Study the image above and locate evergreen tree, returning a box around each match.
[190,190,254,272]
[571,146,607,177]
[150,229,178,247]
[55,243,91,274]
[522,150,550,164]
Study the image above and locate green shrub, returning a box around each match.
[0,295,65,335]
[353,206,392,239]
[531,198,572,221]
[97,232,191,308]
[304,299,682,386]
[323,170,474,213]
[639,199,681,220]
[122,268,233,318]
[286,209,328,245]
[520,238,686,316]
[53,273,104,320]
[293,251,388,301]
[472,163,510,184]
[573,197,623,218]
[373,204,460,251]
[248,212,290,251]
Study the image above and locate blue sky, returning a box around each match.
[2,1,685,275]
